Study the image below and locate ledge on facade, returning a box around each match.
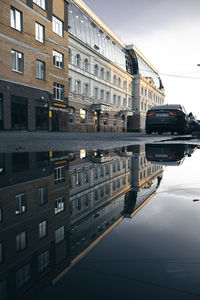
[92,103,111,112]
[119,110,133,116]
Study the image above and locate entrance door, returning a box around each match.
[11,96,28,130]
[122,116,126,132]
[52,110,60,131]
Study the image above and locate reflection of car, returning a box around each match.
[188,113,200,132]
[145,104,190,134]
[145,144,195,166]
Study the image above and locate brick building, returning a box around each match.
[0,0,69,131]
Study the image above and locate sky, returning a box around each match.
[84,0,200,118]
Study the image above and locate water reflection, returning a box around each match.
[0,145,164,299]
[145,144,197,166]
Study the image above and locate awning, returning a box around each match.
[120,110,134,116]
[92,103,111,112]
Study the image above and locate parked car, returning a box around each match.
[145,104,190,134]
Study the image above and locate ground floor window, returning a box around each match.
[104,113,109,125]
[35,101,49,130]
[11,96,28,130]
[114,115,118,126]
[0,96,3,130]
[80,109,87,123]
[68,107,76,123]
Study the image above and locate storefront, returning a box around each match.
[35,100,49,131]
[11,96,28,130]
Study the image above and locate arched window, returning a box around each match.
[104,113,109,125]
[113,94,116,104]
[129,83,131,92]
[68,107,76,123]
[75,80,81,94]
[68,48,72,63]
[106,71,110,81]
[84,58,89,71]
[100,68,104,79]
[94,64,99,76]
[118,78,121,87]
[123,81,127,89]
[76,54,81,68]
[113,75,117,85]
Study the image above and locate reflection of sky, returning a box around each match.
[37,148,200,299]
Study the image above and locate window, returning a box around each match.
[10,7,22,32]
[54,166,65,183]
[53,50,64,69]
[11,50,24,73]
[100,68,104,79]
[55,197,65,214]
[118,78,121,87]
[94,64,99,76]
[113,95,116,104]
[16,264,30,289]
[94,87,98,100]
[114,115,118,126]
[84,58,89,71]
[36,60,45,80]
[128,98,131,107]
[38,187,47,205]
[104,113,109,125]
[38,250,49,272]
[105,92,109,102]
[35,22,44,43]
[106,71,110,81]
[75,80,81,94]
[123,98,127,107]
[0,206,2,223]
[123,81,127,89]
[129,83,131,92]
[68,77,72,92]
[33,0,46,9]
[15,193,27,215]
[39,220,47,239]
[55,226,65,244]
[118,96,121,106]
[0,243,2,264]
[68,48,72,63]
[83,83,89,97]
[0,280,6,300]
[68,107,76,123]
[100,89,104,100]
[16,231,26,251]
[75,54,81,68]
[53,83,64,101]
[113,75,117,85]
[52,16,63,37]
[80,109,87,123]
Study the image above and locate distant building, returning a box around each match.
[0,0,69,131]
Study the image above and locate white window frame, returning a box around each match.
[75,80,81,94]
[52,16,63,37]
[55,197,65,214]
[15,193,26,215]
[55,226,65,244]
[53,83,64,101]
[36,60,46,80]
[35,22,45,43]
[53,50,64,69]
[54,166,65,183]
[10,6,22,32]
[11,50,24,73]
[33,0,46,9]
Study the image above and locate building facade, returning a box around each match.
[0,0,69,131]
[67,0,134,132]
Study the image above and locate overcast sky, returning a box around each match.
[84,0,200,118]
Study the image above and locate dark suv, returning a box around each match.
[145,104,190,134]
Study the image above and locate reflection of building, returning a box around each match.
[0,146,163,299]
[0,152,70,300]
[0,0,68,131]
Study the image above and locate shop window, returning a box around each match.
[33,0,46,9]
[68,107,76,123]
[52,16,63,37]
[53,50,64,69]
[35,22,45,43]
[104,113,109,125]
[11,96,28,130]
[10,6,22,32]
[35,100,49,130]
[36,60,45,80]
[53,83,64,101]
[114,115,118,126]
[84,58,89,71]
[80,109,87,123]
[11,50,24,73]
